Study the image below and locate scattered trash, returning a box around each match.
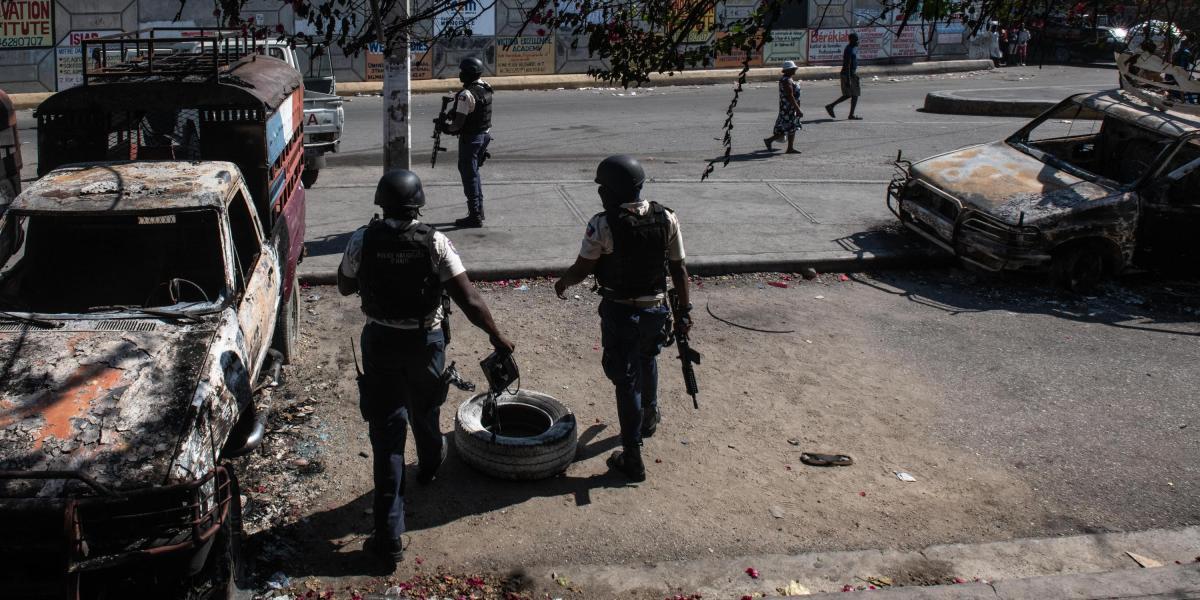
[655,458,663,463]
[777,580,811,595]
[800,452,853,467]
[813,295,825,300]
[894,471,917,482]
[769,505,785,519]
[801,267,818,280]
[865,576,893,587]
[359,451,369,458]
[837,274,850,282]
[305,294,322,303]
[745,567,760,579]
[266,571,290,590]
[515,284,529,291]
[859,491,867,497]
[787,438,800,446]
[768,281,788,288]
[573,294,581,300]
[1126,551,1163,568]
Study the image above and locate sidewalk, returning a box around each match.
[923,83,1112,117]
[299,178,941,283]
[6,59,993,110]
[523,526,1200,599]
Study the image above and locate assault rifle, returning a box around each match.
[431,95,454,168]
[668,288,700,409]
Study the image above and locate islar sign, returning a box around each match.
[1,0,54,48]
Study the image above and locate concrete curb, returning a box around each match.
[922,89,1056,117]
[337,59,994,95]
[523,526,1200,600]
[9,59,991,110]
[298,248,948,285]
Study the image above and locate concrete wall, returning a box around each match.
[0,0,970,92]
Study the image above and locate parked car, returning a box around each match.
[1,30,306,597]
[887,89,1200,291]
[259,40,344,188]
[1034,20,1127,63]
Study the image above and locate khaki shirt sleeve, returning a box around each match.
[666,210,686,261]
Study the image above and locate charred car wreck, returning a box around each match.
[0,30,305,598]
[889,89,1200,291]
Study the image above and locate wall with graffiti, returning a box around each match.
[0,0,969,92]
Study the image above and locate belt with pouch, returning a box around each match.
[609,297,665,308]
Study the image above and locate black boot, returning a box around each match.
[607,447,646,482]
[455,199,484,228]
[363,534,404,563]
[640,405,660,439]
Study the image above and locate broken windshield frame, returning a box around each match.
[1007,97,1179,190]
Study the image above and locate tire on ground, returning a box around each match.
[454,390,578,480]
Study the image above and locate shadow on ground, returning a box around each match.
[852,268,1200,337]
[246,426,628,579]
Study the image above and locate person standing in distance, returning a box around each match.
[339,170,514,563]
[440,57,494,228]
[553,155,691,482]
[825,32,863,120]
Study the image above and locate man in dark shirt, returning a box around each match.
[825,33,862,120]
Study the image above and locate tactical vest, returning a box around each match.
[461,81,493,135]
[357,220,442,322]
[594,202,671,299]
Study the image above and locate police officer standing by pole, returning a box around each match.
[339,170,514,563]
[437,57,493,229]
[553,155,691,482]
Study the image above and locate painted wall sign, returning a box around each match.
[807,26,885,62]
[435,0,496,36]
[1,0,53,48]
[763,29,808,64]
[56,30,120,90]
[496,35,554,75]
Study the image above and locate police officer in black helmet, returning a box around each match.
[436,57,493,228]
[554,155,691,481]
[338,170,514,563]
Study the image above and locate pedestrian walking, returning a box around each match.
[439,57,493,228]
[825,32,862,120]
[1007,25,1019,62]
[989,23,1004,67]
[553,155,692,482]
[764,61,804,154]
[997,25,1009,66]
[339,170,514,564]
[1016,24,1031,65]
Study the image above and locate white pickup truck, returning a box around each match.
[259,41,345,188]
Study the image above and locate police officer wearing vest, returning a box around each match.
[554,155,691,481]
[440,57,493,228]
[339,170,514,563]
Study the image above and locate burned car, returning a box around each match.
[888,89,1200,291]
[0,162,284,597]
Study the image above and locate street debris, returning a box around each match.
[1126,551,1163,568]
[768,281,788,288]
[800,452,854,467]
[777,580,811,595]
[745,567,760,579]
[894,471,917,482]
[801,268,818,280]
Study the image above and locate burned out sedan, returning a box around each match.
[888,90,1200,291]
[0,162,286,598]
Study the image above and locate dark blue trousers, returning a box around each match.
[458,132,491,217]
[359,323,445,540]
[599,299,671,451]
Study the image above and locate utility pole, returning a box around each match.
[371,0,411,171]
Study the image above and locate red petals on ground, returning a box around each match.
[745,567,760,579]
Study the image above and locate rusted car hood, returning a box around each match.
[911,141,1118,224]
[0,320,217,497]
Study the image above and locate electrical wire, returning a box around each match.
[706,300,795,334]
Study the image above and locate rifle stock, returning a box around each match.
[668,288,700,409]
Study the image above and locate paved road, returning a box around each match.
[13,64,1120,277]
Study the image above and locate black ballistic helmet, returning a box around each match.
[375,169,425,211]
[595,155,645,196]
[459,57,485,78]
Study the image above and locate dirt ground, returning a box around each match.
[237,270,1200,599]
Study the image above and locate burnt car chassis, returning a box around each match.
[0,466,243,599]
[886,156,1048,274]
